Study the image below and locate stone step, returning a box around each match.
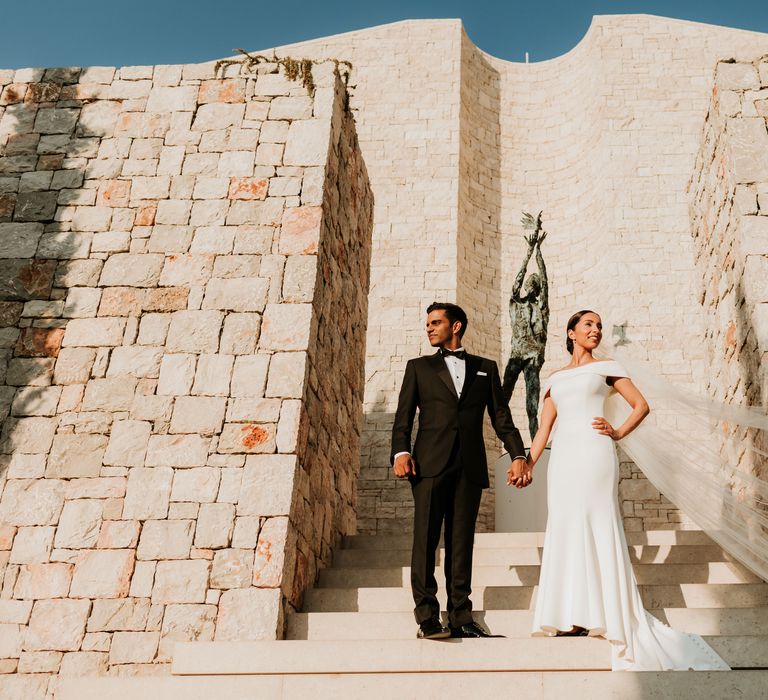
[286,607,768,640]
[333,544,734,568]
[51,670,768,700]
[304,583,768,612]
[343,530,717,550]
[169,637,766,675]
[318,562,761,588]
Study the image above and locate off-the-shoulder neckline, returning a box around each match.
[548,359,617,378]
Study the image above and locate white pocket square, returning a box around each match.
[477,371,488,376]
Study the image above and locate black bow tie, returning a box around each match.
[440,348,466,359]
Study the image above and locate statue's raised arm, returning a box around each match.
[535,228,549,326]
[511,211,541,302]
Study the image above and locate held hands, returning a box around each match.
[393,454,416,479]
[592,416,620,440]
[506,457,533,489]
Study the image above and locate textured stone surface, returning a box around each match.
[214,588,282,640]
[69,549,135,598]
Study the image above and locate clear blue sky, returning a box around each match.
[2,0,767,69]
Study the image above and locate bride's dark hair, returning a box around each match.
[566,309,598,354]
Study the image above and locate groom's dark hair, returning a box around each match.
[427,302,468,338]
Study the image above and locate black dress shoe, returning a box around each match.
[417,617,450,639]
[449,621,503,638]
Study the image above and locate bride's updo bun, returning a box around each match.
[566,310,597,354]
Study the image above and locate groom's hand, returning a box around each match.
[506,457,529,488]
[393,454,416,479]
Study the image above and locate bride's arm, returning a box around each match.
[593,378,649,440]
[528,396,556,466]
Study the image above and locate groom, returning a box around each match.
[391,302,529,639]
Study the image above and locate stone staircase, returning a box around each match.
[56,529,768,698]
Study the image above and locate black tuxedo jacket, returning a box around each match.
[390,352,525,488]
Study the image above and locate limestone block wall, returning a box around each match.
[259,17,768,534]
[0,59,371,678]
[689,57,768,477]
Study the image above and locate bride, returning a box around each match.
[509,309,730,671]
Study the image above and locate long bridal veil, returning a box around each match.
[598,346,768,583]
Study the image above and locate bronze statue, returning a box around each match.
[503,211,550,438]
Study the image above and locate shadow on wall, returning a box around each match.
[0,69,88,471]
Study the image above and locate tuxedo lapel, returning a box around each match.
[427,352,458,400]
[459,354,480,403]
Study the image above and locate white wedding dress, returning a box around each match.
[531,360,730,671]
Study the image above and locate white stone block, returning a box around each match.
[152,560,209,603]
[265,351,306,398]
[253,515,290,587]
[63,288,101,318]
[0,479,65,526]
[237,454,297,516]
[46,434,108,478]
[220,313,261,354]
[123,467,173,520]
[11,386,62,416]
[283,119,330,167]
[190,226,236,254]
[259,303,312,350]
[157,353,197,395]
[69,549,135,598]
[191,354,234,396]
[87,598,150,632]
[24,599,90,651]
[62,317,126,347]
[14,562,72,599]
[109,631,160,664]
[165,310,223,353]
[137,519,194,560]
[103,419,151,467]
[202,277,269,312]
[99,253,164,287]
[170,393,227,434]
[192,103,245,131]
[157,604,216,661]
[210,548,253,589]
[106,346,164,378]
[9,527,55,564]
[229,354,270,398]
[194,502,235,548]
[214,588,282,640]
[3,453,46,479]
[81,377,137,411]
[276,399,302,453]
[156,199,192,225]
[159,253,214,286]
[171,467,221,503]
[54,348,96,385]
[146,85,197,112]
[55,499,103,549]
[137,313,172,346]
[146,434,210,467]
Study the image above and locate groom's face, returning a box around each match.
[426,310,458,347]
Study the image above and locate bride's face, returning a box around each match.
[569,313,602,351]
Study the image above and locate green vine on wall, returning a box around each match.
[214,48,353,97]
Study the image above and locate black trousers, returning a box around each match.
[409,441,482,626]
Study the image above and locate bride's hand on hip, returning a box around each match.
[592,416,619,440]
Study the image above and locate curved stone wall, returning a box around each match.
[266,16,768,534]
